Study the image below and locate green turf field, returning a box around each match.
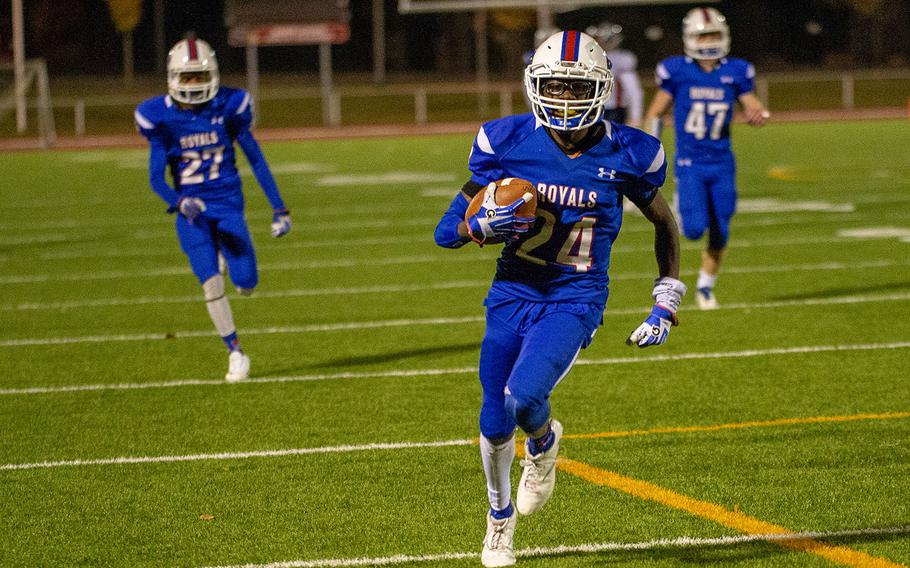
[1,121,908,567]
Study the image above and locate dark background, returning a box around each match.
[1,0,908,77]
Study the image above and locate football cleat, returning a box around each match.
[696,287,719,310]
[516,419,563,516]
[481,510,516,567]
[225,350,250,382]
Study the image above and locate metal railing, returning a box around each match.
[10,67,910,136]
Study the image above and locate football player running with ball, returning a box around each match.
[434,30,685,567]
[135,38,292,382]
[644,7,768,309]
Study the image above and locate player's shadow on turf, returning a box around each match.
[770,280,910,301]
[308,342,479,369]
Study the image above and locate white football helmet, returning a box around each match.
[683,7,730,60]
[586,21,624,52]
[167,38,220,104]
[525,30,613,131]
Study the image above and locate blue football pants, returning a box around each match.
[674,154,737,250]
[478,297,602,440]
[176,211,258,289]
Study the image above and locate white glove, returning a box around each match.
[271,209,292,238]
[627,277,687,348]
[177,196,206,224]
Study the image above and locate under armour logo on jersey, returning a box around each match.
[721,76,735,84]
[211,116,224,125]
[598,168,616,179]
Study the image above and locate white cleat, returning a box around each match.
[481,510,516,567]
[516,419,563,516]
[225,350,250,382]
[696,287,719,310]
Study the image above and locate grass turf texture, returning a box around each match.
[1,120,909,566]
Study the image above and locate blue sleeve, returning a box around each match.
[147,134,180,209]
[434,192,471,249]
[236,129,286,211]
[135,102,180,209]
[736,61,756,97]
[229,90,286,211]
[619,128,667,208]
[467,125,506,186]
[655,59,677,95]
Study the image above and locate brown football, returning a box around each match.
[465,177,538,223]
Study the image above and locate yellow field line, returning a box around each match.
[557,457,905,568]
[561,411,910,441]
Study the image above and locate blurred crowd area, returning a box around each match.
[1,0,909,80]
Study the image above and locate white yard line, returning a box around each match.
[200,526,910,568]
[21,234,857,263]
[0,439,477,471]
[2,341,908,395]
[3,292,910,344]
[0,254,907,286]
[1,280,490,311]
[0,315,484,347]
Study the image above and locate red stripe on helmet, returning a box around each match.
[187,40,198,60]
[561,30,580,61]
[700,7,712,24]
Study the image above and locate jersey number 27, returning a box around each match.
[181,146,225,185]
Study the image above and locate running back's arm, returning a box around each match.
[638,192,680,280]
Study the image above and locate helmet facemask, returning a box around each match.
[525,31,613,132]
[167,39,220,105]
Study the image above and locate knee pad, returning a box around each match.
[202,275,225,301]
[504,392,550,434]
[236,287,255,297]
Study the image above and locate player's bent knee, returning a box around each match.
[504,392,550,434]
[682,225,706,241]
[708,230,729,250]
[202,274,225,301]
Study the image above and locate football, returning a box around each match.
[464,178,538,243]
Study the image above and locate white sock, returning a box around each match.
[697,270,717,291]
[480,434,515,512]
[203,275,236,337]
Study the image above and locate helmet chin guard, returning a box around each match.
[524,30,613,132]
[167,38,220,105]
[683,7,731,60]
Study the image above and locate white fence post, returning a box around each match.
[756,77,770,109]
[841,74,854,109]
[415,88,427,124]
[74,100,85,137]
[499,88,512,117]
[329,92,342,126]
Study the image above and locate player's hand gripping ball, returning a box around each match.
[464,178,538,245]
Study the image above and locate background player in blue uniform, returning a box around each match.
[434,31,686,567]
[644,7,768,309]
[134,38,292,382]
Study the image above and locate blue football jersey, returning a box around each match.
[656,56,755,161]
[469,114,666,306]
[134,87,253,201]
